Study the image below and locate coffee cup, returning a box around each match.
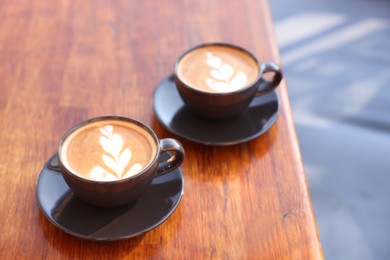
[57,116,185,208]
[174,42,283,120]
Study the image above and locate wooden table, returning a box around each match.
[0,0,323,259]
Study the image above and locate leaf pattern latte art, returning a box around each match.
[89,125,143,181]
[205,52,248,92]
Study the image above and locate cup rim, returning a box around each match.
[58,116,160,184]
[174,42,262,96]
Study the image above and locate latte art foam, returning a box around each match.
[60,119,157,182]
[177,45,259,93]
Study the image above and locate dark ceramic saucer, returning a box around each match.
[153,74,281,145]
[36,154,184,241]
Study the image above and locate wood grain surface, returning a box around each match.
[0,0,323,259]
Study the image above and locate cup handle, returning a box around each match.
[256,62,283,96]
[156,138,185,177]
[48,154,61,172]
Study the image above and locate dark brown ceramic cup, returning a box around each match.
[174,42,283,120]
[58,116,185,208]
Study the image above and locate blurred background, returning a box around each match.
[269,0,390,259]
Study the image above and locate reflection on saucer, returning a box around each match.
[52,191,137,236]
[153,74,280,145]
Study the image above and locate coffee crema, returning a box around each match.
[60,119,157,182]
[176,45,259,93]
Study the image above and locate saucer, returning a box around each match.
[153,74,281,145]
[36,154,184,241]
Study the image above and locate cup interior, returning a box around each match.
[175,43,261,94]
[58,116,159,183]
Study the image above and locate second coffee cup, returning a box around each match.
[58,116,185,208]
[174,42,283,120]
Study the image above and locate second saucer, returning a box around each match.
[153,74,281,146]
[36,154,184,241]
